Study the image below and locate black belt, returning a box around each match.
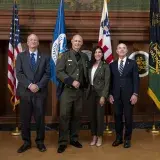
[65,85,83,90]
[65,85,76,89]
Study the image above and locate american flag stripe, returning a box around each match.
[8,2,22,110]
[106,54,113,64]
[98,0,113,64]
[8,57,14,68]
[8,68,14,80]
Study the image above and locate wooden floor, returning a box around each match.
[1,129,160,160]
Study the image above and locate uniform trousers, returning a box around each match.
[58,87,83,146]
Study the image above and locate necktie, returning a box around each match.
[30,53,36,71]
[119,60,124,76]
[75,52,81,62]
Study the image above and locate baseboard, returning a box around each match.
[0,122,160,131]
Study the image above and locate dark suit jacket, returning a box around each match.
[16,50,51,98]
[87,61,110,99]
[109,58,139,100]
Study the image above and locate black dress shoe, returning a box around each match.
[70,141,82,148]
[37,144,46,152]
[57,145,67,153]
[124,140,131,148]
[17,143,31,153]
[112,139,123,147]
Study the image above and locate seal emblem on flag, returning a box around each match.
[129,51,149,77]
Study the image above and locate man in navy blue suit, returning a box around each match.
[109,43,139,148]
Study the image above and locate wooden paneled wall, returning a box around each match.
[0,10,158,124]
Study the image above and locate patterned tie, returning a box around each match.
[119,60,124,76]
[30,53,36,71]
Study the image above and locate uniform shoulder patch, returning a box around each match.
[58,54,63,59]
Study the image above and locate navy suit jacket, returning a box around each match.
[16,50,51,98]
[109,58,139,100]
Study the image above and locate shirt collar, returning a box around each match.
[29,50,38,55]
[118,56,127,64]
[71,49,81,54]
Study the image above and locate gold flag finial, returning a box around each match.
[106,0,110,3]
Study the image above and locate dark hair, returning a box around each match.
[90,46,104,66]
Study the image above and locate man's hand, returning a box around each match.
[130,94,138,105]
[109,95,114,104]
[29,84,39,93]
[72,80,80,89]
[99,97,105,106]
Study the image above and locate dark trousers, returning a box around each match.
[58,87,83,146]
[88,87,104,136]
[113,89,133,140]
[20,95,46,145]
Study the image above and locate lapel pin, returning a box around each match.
[39,56,41,58]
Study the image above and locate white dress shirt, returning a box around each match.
[91,65,98,85]
[118,56,127,70]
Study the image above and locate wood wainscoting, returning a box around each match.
[0,10,159,124]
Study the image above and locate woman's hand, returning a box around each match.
[99,97,105,106]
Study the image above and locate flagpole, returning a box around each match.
[11,0,21,136]
[150,112,159,134]
[146,112,159,135]
[102,0,113,135]
[104,103,113,135]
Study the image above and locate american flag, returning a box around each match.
[98,0,113,64]
[8,1,22,110]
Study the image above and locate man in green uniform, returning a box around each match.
[56,34,89,153]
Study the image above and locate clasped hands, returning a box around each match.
[28,84,39,93]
